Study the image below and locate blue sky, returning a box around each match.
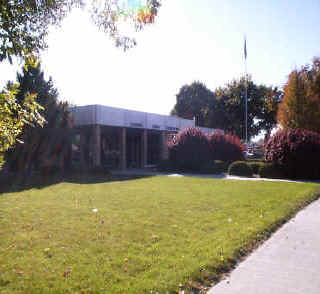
[1,0,319,117]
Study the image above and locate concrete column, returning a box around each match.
[120,127,126,170]
[141,129,147,168]
[92,124,101,167]
[160,131,169,160]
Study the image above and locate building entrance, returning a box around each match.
[126,130,142,168]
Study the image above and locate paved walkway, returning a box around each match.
[208,198,320,294]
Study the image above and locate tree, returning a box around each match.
[277,58,320,133]
[1,1,161,165]
[171,81,215,127]
[0,0,161,62]
[256,85,282,140]
[0,81,44,153]
[5,63,73,174]
[171,78,282,140]
[210,77,264,140]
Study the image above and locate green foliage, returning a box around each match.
[212,77,282,140]
[199,160,229,174]
[247,161,264,174]
[0,0,75,62]
[87,166,112,175]
[228,161,253,177]
[171,77,282,140]
[157,159,175,172]
[0,0,161,62]
[0,153,4,170]
[5,62,73,174]
[212,160,229,173]
[158,159,228,175]
[277,57,320,132]
[171,81,214,126]
[259,163,284,179]
[256,86,283,139]
[0,77,44,153]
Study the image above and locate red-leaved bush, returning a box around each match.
[208,132,245,162]
[168,127,211,171]
[168,128,244,171]
[264,128,320,179]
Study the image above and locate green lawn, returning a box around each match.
[0,176,319,293]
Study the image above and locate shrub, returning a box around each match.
[88,166,111,175]
[264,128,320,179]
[39,165,61,176]
[200,160,229,174]
[247,161,264,174]
[212,160,229,174]
[168,127,211,172]
[228,161,253,177]
[208,132,244,162]
[259,163,284,179]
[157,159,175,172]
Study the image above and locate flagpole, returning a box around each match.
[244,36,248,145]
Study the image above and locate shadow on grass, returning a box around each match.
[0,172,154,194]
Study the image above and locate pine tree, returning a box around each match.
[6,63,73,174]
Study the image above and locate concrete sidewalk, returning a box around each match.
[208,198,320,294]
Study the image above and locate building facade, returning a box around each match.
[71,105,220,169]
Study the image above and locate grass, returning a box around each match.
[0,175,319,293]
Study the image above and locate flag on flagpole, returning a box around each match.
[244,38,247,60]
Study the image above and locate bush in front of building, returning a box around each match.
[212,160,229,173]
[258,163,284,179]
[87,166,112,175]
[198,160,229,174]
[247,161,264,174]
[264,128,320,179]
[228,161,253,177]
[157,159,176,172]
[208,132,245,162]
[168,127,211,172]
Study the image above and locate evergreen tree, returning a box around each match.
[5,63,73,174]
[0,58,44,157]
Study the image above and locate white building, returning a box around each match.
[71,105,221,169]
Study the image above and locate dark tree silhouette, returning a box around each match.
[5,63,73,174]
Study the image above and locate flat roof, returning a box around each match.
[71,104,220,134]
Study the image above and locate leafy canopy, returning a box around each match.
[171,78,282,140]
[212,77,281,140]
[277,57,320,133]
[171,81,214,127]
[0,80,44,153]
[0,0,161,62]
